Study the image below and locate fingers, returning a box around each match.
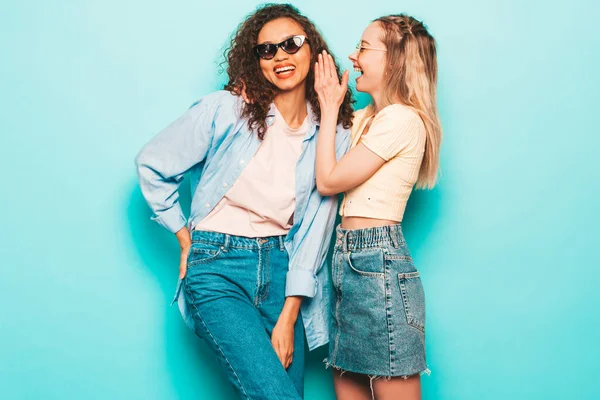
[179,247,189,279]
[241,83,251,104]
[281,347,293,369]
[318,53,325,81]
[271,337,294,369]
[179,259,187,279]
[319,50,344,84]
[314,61,320,89]
[241,90,250,104]
[282,351,292,369]
[320,51,331,79]
[275,345,286,367]
[341,69,350,89]
[320,50,336,79]
[272,340,289,368]
[315,50,348,108]
[320,51,327,77]
[326,53,335,78]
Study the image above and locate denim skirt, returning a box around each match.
[326,224,428,377]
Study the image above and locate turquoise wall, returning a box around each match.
[2,0,599,398]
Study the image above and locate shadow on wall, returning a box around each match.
[124,87,442,399]
[354,88,444,399]
[127,178,337,399]
[127,178,336,399]
[127,179,237,399]
[401,185,443,400]
[353,89,443,268]
[402,188,442,264]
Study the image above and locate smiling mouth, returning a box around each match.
[275,66,296,74]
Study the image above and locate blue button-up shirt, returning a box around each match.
[135,90,350,350]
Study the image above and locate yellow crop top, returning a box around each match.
[340,104,426,222]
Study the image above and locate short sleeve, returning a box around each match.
[360,105,424,161]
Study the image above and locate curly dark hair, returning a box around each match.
[223,3,354,139]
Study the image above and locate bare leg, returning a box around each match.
[333,370,372,400]
[372,374,421,400]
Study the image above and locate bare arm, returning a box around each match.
[314,51,386,196]
[271,296,302,369]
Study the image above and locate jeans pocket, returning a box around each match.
[398,271,425,332]
[187,242,223,268]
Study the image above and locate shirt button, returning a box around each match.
[223,183,228,187]
[240,160,245,165]
[205,203,210,208]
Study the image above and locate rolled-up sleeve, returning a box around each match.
[285,192,339,297]
[285,126,351,297]
[135,98,216,233]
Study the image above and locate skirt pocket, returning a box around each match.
[346,249,385,277]
[398,271,426,332]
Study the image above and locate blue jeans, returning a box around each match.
[182,230,304,399]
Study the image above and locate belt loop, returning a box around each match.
[342,231,349,253]
[390,228,399,248]
[279,236,285,251]
[223,234,230,251]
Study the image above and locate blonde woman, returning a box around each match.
[314,14,442,400]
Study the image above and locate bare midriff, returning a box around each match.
[341,216,399,230]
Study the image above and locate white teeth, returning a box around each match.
[354,67,363,73]
[275,66,295,73]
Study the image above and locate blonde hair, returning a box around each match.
[375,14,442,189]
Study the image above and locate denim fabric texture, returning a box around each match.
[327,224,428,377]
[135,90,351,349]
[183,230,304,399]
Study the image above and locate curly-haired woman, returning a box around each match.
[135,3,353,399]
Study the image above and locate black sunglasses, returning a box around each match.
[253,35,309,60]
